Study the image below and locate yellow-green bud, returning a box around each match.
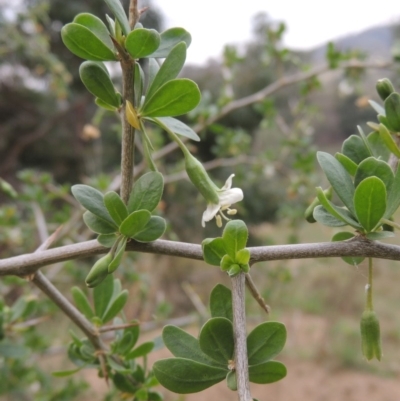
[360,310,382,361]
[184,153,219,204]
[376,78,394,101]
[85,253,113,288]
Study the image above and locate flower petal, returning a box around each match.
[220,174,235,190]
[218,188,244,206]
[202,203,220,227]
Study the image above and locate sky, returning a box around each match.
[150,0,400,65]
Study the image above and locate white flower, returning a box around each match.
[202,174,244,227]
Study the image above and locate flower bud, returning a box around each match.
[184,153,219,204]
[376,78,394,101]
[85,253,113,288]
[360,310,382,361]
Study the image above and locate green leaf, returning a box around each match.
[61,23,117,61]
[148,116,200,142]
[73,13,115,52]
[354,157,394,190]
[97,233,118,248]
[378,124,400,158]
[119,210,151,238]
[342,135,371,164]
[226,370,237,391]
[220,254,235,272]
[366,231,395,240]
[247,322,286,365]
[367,131,391,162]
[385,166,400,218]
[125,28,160,58]
[142,79,201,118]
[127,172,164,213]
[354,177,387,232]
[313,205,347,227]
[210,284,233,322]
[107,357,131,373]
[126,341,154,359]
[335,153,358,176]
[249,361,287,384]
[102,290,128,323]
[384,92,400,132]
[115,332,134,355]
[83,211,118,234]
[112,372,137,393]
[146,42,187,100]
[202,238,226,266]
[236,249,250,265]
[316,188,361,229]
[149,28,192,58]
[71,185,114,224]
[104,191,128,225]
[95,98,118,111]
[369,99,385,115]
[199,318,234,365]
[222,220,248,260]
[108,237,127,273]
[317,151,355,214]
[227,264,241,277]
[93,273,114,318]
[153,358,226,394]
[132,216,166,242]
[134,63,144,106]
[331,232,365,265]
[162,325,221,367]
[79,61,120,108]
[103,0,130,35]
[71,287,94,320]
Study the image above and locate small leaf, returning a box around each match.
[112,372,137,393]
[331,232,365,265]
[202,238,226,266]
[71,287,94,320]
[367,131,391,162]
[93,273,114,317]
[199,318,234,365]
[125,28,160,58]
[71,185,114,224]
[95,98,118,111]
[107,357,131,373]
[80,61,120,108]
[210,284,233,322]
[52,367,82,377]
[134,63,144,106]
[104,191,128,225]
[227,264,241,277]
[384,92,400,132]
[342,135,371,165]
[97,233,118,248]
[132,216,166,242]
[385,166,400,218]
[354,177,387,232]
[222,220,248,260]
[378,123,400,158]
[236,249,250,265]
[61,23,117,61]
[103,0,130,35]
[162,325,221,367]
[335,153,358,176]
[126,341,154,359]
[220,254,235,272]
[149,28,192,58]
[120,210,151,238]
[148,116,200,141]
[249,361,287,384]
[83,211,118,234]
[102,290,128,323]
[226,370,237,391]
[369,99,385,115]
[115,332,134,355]
[127,172,164,213]
[153,358,227,394]
[365,231,395,240]
[108,237,127,273]
[313,205,347,227]
[354,157,394,190]
[247,322,287,365]
[317,151,355,214]
[141,78,201,118]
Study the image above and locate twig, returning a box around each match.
[4,236,400,277]
[99,321,140,333]
[245,273,270,314]
[182,281,208,320]
[231,272,252,401]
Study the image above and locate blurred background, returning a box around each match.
[1,0,400,400]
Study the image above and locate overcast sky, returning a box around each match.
[151,0,400,65]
